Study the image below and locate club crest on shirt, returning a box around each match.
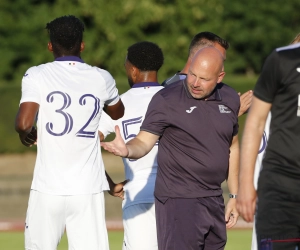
[218,105,231,113]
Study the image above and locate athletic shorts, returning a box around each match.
[25,190,109,250]
[155,196,226,250]
[122,203,157,250]
[256,169,300,250]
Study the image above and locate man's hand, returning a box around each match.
[108,180,129,199]
[225,198,239,229]
[101,125,129,157]
[237,183,256,223]
[238,90,253,117]
[20,126,37,147]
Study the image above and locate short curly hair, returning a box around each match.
[46,15,84,56]
[127,41,164,71]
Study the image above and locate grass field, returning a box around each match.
[0,229,252,249]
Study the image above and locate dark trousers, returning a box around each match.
[155,196,226,250]
[256,169,300,250]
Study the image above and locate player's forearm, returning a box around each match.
[240,117,265,186]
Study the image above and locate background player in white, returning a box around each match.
[100,41,164,250]
[250,34,300,250]
[15,15,124,250]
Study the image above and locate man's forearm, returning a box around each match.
[227,136,239,195]
[126,131,159,159]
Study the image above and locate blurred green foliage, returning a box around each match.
[0,0,297,152]
[0,0,299,86]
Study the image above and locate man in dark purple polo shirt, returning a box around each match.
[101,46,240,249]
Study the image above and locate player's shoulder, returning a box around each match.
[91,66,113,78]
[162,72,187,86]
[23,63,50,79]
[276,42,300,53]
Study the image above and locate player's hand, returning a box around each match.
[225,198,239,228]
[236,183,256,223]
[21,126,37,147]
[108,179,129,200]
[101,125,129,157]
[238,90,253,117]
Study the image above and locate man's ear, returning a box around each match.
[47,42,53,52]
[131,66,140,82]
[80,42,85,52]
[217,71,226,83]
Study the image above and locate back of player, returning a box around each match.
[15,15,124,250]
[27,60,118,194]
[100,41,164,250]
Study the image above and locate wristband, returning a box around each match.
[229,193,238,198]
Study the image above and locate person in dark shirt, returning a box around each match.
[237,40,300,250]
[162,31,252,117]
[101,46,240,249]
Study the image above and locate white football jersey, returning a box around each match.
[20,56,121,195]
[99,82,163,209]
[254,112,271,190]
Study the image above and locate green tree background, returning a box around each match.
[0,0,299,152]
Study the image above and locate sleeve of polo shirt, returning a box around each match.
[98,111,115,138]
[140,92,169,136]
[254,50,281,103]
[101,69,120,106]
[20,66,41,105]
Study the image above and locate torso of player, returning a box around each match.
[100,82,163,209]
[255,44,300,175]
[21,57,119,195]
[141,81,240,200]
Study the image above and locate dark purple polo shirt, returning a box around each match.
[140,80,240,202]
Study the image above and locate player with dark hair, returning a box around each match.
[45,15,84,56]
[162,31,252,117]
[101,47,240,249]
[15,15,124,250]
[99,41,164,250]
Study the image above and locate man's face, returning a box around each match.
[186,61,224,99]
[124,58,134,87]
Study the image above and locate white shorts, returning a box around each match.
[122,203,157,250]
[25,190,109,250]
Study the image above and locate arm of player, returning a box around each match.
[238,90,253,117]
[101,125,159,159]
[105,171,128,200]
[15,102,39,147]
[237,96,271,223]
[104,99,125,120]
[225,134,239,228]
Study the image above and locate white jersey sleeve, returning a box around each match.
[96,68,120,106]
[98,111,115,138]
[20,66,41,104]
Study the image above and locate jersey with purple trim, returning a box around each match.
[99,82,163,210]
[20,56,121,195]
[161,72,187,86]
[141,80,240,202]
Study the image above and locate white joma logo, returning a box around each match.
[186,106,197,113]
[297,67,300,73]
